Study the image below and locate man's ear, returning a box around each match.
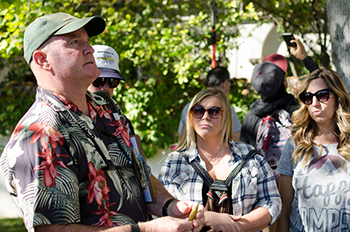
[32,50,51,70]
[220,81,226,89]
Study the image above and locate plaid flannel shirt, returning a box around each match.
[158,141,281,225]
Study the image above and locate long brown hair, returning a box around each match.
[291,69,350,166]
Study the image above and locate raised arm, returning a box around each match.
[289,37,308,61]
[289,37,319,73]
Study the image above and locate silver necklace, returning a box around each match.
[199,143,225,164]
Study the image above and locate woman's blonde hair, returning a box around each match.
[291,69,350,166]
[176,88,234,151]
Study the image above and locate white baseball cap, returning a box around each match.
[92,45,125,81]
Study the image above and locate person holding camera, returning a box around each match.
[289,36,319,73]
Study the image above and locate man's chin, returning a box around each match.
[87,85,100,93]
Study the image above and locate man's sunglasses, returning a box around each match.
[300,88,332,105]
[92,78,120,88]
[190,106,223,119]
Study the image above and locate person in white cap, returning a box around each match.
[0,12,204,232]
[88,45,135,135]
[88,45,126,97]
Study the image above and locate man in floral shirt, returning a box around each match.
[0,12,203,232]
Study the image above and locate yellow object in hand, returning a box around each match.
[189,203,199,221]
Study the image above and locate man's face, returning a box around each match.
[88,78,120,97]
[220,79,231,96]
[41,28,100,87]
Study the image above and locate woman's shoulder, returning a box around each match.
[166,149,187,160]
[165,148,197,163]
[231,141,254,150]
[160,150,192,174]
[285,136,296,148]
[231,141,260,159]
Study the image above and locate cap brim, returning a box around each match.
[99,68,125,81]
[55,16,106,38]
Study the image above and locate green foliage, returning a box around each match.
[1,0,329,157]
[230,78,259,122]
[1,0,327,157]
[0,218,26,232]
[98,0,259,155]
[0,0,257,157]
[0,80,36,135]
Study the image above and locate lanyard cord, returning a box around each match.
[87,99,132,164]
[99,130,132,163]
[65,108,116,169]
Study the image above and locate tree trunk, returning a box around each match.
[326,0,350,90]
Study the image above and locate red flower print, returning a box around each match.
[66,102,79,112]
[86,162,110,205]
[89,103,98,121]
[33,147,69,187]
[29,123,64,148]
[97,105,113,121]
[53,92,80,112]
[9,119,25,143]
[108,119,132,147]
[91,201,118,227]
[116,125,132,147]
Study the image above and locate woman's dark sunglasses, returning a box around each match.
[92,78,120,88]
[300,88,332,105]
[190,106,223,119]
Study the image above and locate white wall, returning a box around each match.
[147,148,172,178]
[227,23,290,79]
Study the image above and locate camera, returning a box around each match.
[282,33,297,47]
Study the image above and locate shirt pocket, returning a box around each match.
[172,172,192,200]
[240,165,259,188]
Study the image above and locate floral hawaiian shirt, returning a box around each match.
[0,86,148,232]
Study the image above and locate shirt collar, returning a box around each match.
[37,86,102,118]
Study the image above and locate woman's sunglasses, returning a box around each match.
[92,78,120,88]
[300,88,332,105]
[190,106,223,119]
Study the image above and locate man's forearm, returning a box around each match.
[146,175,176,216]
[35,223,134,232]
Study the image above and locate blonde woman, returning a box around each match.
[276,69,350,231]
[159,88,281,232]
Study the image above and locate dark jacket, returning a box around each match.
[303,56,319,73]
[240,92,299,146]
[240,56,318,146]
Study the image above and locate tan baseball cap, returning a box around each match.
[24,12,106,64]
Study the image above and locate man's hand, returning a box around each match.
[289,37,308,61]
[139,216,198,232]
[168,200,204,232]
